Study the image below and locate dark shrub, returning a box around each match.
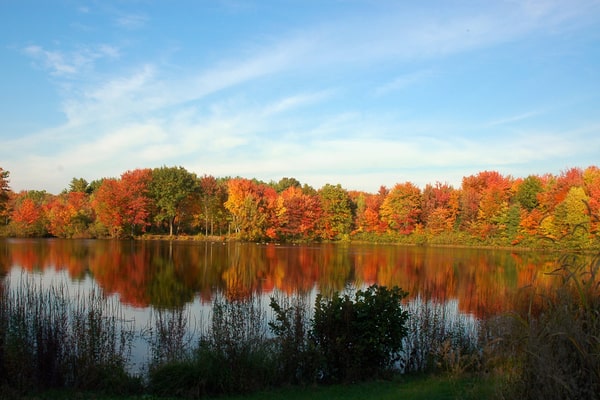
[309,285,409,382]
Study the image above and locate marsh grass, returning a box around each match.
[402,297,481,375]
[1,273,492,398]
[148,293,277,397]
[494,252,600,400]
[0,275,140,396]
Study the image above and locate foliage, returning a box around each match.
[380,182,422,235]
[148,166,198,236]
[2,163,600,250]
[225,178,278,241]
[198,175,228,236]
[317,183,353,240]
[310,285,409,382]
[0,167,11,226]
[10,190,50,237]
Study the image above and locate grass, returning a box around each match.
[14,374,497,400]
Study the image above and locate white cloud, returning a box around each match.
[23,44,119,76]
[115,13,148,29]
[374,69,436,97]
[6,0,600,194]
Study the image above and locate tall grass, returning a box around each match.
[148,293,277,398]
[402,296,481,375]
[0,275,140,396]
[1,273,491,398]
[494,252,600,400]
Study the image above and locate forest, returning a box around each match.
[1,165,599,249]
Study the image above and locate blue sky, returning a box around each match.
[1,0,599,194]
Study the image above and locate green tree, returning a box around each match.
[68,177,91,194]
[317,184,353,240]
[198,175,228,236]
[516,175,543,212]
[270,177,302,193]
[0,168,11,225]
[148,166,198,236]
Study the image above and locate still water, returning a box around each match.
[0,238,561,316]
[0,238,565,371]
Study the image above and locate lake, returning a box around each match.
[0,238,562,314]
[0,238,569,372]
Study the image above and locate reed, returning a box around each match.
[494,252,600,400]
[0,275,140,396]
[402,296,481,375]
[148,292,277,397]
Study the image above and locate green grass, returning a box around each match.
[16,374,496,400]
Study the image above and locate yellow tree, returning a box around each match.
[225,178,277,241]
[380,182,422,235]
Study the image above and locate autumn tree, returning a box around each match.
[542,186,591,247]
[45,191,93,238]
[120,169,153,235]
[225,178,278,240]
[380,182,422,235]
[148,166,198,236]
[10,190,50,236]
[583,166,600,237]
[354,186,388,234]
[317,184,353,240]
[276,185,322,240]
[92,178,124,237]
[421,182,457,234]
[458,171,512,237]
[538,168,583,214]
[92,169,152,238]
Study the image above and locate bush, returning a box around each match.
[309,285,409,382]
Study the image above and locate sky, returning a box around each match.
[1,0,600,194]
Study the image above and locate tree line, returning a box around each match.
[0,165,599,248]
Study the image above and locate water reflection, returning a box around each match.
[0,238,572,317]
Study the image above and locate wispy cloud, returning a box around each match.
[115,13,148,29]
[374,69,436,96]
[262,90,334,116]
[22,44,119,76]
[486,110,543,126]
[6,0,600,193]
